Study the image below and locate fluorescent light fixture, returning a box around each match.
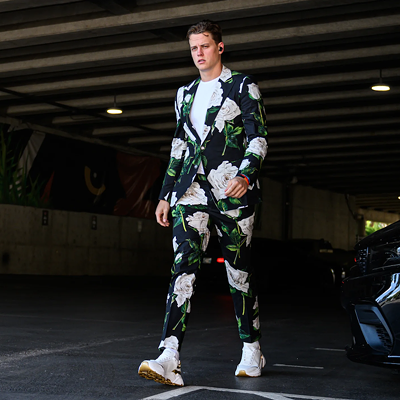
[107,95,123,114]
[371,69,390,91]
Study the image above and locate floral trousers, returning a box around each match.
[159,176,261,352]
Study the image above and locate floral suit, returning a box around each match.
[158,66,268,352]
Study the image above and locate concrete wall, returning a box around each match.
[1,181,399,275]
[0,204,173,276]
[290,184,358,250]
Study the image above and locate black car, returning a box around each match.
[341,219,400,369]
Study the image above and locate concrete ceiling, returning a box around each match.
[0,0,399,214]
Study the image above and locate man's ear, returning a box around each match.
[218,42,224,53]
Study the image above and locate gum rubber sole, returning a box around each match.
[138,361,184,387]
[236,370,261,377]
[235,355,265,377]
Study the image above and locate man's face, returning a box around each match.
[188,32,223,75]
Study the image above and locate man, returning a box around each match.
[138,20,268,387]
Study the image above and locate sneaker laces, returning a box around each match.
[156,349,178,364]
[241,345,259,366]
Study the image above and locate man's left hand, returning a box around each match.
[225,176,248,198]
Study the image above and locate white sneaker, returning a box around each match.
[235,342,266,377]
[138,348,184,386]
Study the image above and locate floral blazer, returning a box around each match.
[159,65,268,212]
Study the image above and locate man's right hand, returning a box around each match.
[155,200,171,227]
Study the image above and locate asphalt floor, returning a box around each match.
[0,275,399,400]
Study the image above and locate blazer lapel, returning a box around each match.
[203,66,235,139]
[182,77,201,143]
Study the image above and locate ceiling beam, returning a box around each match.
[0,115,168,159]
[86,0,133,15]
[1,24,400,77]
[0,0,376,47]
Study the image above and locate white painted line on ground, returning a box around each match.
[314,348,346,352]
[139,386,354,400]
[273,364,324,370]
[0,334,159,366]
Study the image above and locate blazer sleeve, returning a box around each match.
[236,75,268,185]
[158,87,188,202]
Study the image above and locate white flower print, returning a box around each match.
[224,209,240,218]
[215,98,241,133]
[184,147,190,160]
[238,213,255,246]
[173,273,196,307]
[185,80,195,91]
[215,225,223,237]
[239,80,244,94]
[202,125,211,139]
[209,82,223,107]
[247,137,267,159]
[164,192,170,201]
[170,192,178,207]
[225,260,249,293]
[183,122,197,143]
[166,293,170,304]
[175,86,184,121]
[239,159,251,170]
[208,161,238,200]
[172,237,178,252]
[247,83,261,100]
[253,316,260,330]
[186,211,210,251]
[176,182,208,206]
[174,252,183,264]
[184,94,192,103]
[253,296,259,310]
[219,65,232,82]
[160,335,179,351]
[186,211,209,233]
[215,117,224,133]
[170,138,187,159]
[256,180,260,189]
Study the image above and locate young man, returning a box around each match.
[138,20,268,386]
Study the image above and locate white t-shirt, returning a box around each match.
[190,76,219,174]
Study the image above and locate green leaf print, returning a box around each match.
[229,197,242,205]
[172,205,187,231]
[222,123,242,154]
[241,163,257,176]
[225,228,247,264]
[174,253,183,265]
[201,154,208,169]
[258,125,267,136]
[187,239,201,265]
[217,200,229,212]
[239,329,251,340]
[220,223,230,234]
[206,106,220,117]
[166,158,181,177]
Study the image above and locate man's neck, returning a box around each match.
[200,64,223,82]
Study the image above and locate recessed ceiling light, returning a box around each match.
[371,69,390,92]
[107,95,123,114]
